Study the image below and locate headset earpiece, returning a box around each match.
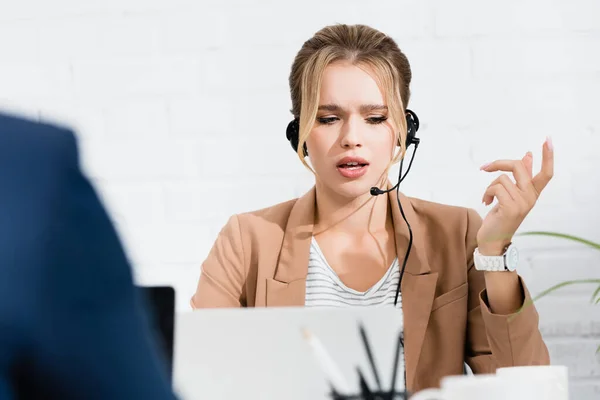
[285,118,308,156]
[404,109,420,148]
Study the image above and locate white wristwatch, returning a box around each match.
[473,243,519,272]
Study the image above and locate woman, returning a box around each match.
[190,24,552,393]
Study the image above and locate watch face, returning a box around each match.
[506,245,519,271]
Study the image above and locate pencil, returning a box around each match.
[302,328,352,394]
[359,323,382,390]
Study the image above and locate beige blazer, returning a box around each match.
[191,185,550,392]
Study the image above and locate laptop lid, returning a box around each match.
[173,306,405,400]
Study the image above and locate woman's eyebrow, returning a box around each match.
[318,104,343,112]
[317,104,388,113]
[360,104,388,113]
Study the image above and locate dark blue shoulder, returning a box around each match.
[0,111,78,168]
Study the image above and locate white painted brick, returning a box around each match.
[195,136,309,178]
[0,0,193,20]
[537,297,600,337]
[220,0,433,46]
[570,382,600,400]
[0,21,39,62]
[571,157,600,207]
[410,76,586,134]
[159,9,228,52]
[94,181,165,225]
[104,98,169,139]
[38,15,160,61]
[407,77,578,137]
[79,138,201,180]
[222,1,358,47]
[118,222,214,265]
[0,1,41,21]
[348,0,434,40]
[0,62,72,100]
[229,89,295,135]
[199,46,294,92]
[545,339,600,378]
[37,101,106,141]
[434,0,568,37]
[167,95,233,137]
[562,0,600,32]
[472,37,600,78]
[164,179,298,223]
[401,39,473,89]
[72,57,203,98]
[0,100,40,121]
[509,203,600,253]
[160,223,215,264]
[193,49,230,92]
[527,249,600,295]
[434,0,600,37]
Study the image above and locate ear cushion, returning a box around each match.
[286,118,308,156]
[404,109,420,148]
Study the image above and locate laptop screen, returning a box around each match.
[138,286,175,383]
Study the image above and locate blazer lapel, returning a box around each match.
[389,187,438,391]
[265,183,438,390]
[265,187,316,307]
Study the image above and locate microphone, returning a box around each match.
[370,182,398,196]
[370,140,420,197]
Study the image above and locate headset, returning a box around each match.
[285,109,420,159]
[285,109,422,307]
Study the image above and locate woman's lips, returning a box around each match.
[336,160,369,179]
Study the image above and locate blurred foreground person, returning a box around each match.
[0,112,176,400]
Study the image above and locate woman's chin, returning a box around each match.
[327,180,378,200]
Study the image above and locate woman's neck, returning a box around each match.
[313,180,391,237]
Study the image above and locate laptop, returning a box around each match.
[172,306,406,400]
[138,286,176,383]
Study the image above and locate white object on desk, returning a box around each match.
[410,365,570,400]
[172,306,404,400]
[409,374,508,400]
[496,365,569,400]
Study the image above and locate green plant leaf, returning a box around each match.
[593,285,600,304]
[513,231,600,354]
[532,279,600,303]
[516,231,600,250]
[510,279,600,321]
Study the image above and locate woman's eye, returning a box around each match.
[317,117,338,125]
[317,116,387,125]
[367,116,388,125]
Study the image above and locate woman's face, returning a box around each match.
[305,60,397,200]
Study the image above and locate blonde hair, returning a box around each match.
[288,24,412,173]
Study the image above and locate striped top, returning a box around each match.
[305,237,403,308]
[304,236,406,392]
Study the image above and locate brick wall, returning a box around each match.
[1,0,599,397]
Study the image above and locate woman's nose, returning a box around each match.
[339,120,362,148]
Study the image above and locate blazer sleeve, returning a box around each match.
[190,214,247,308]
[463,208,550,373]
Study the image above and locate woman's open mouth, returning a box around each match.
[336,157,369,179]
